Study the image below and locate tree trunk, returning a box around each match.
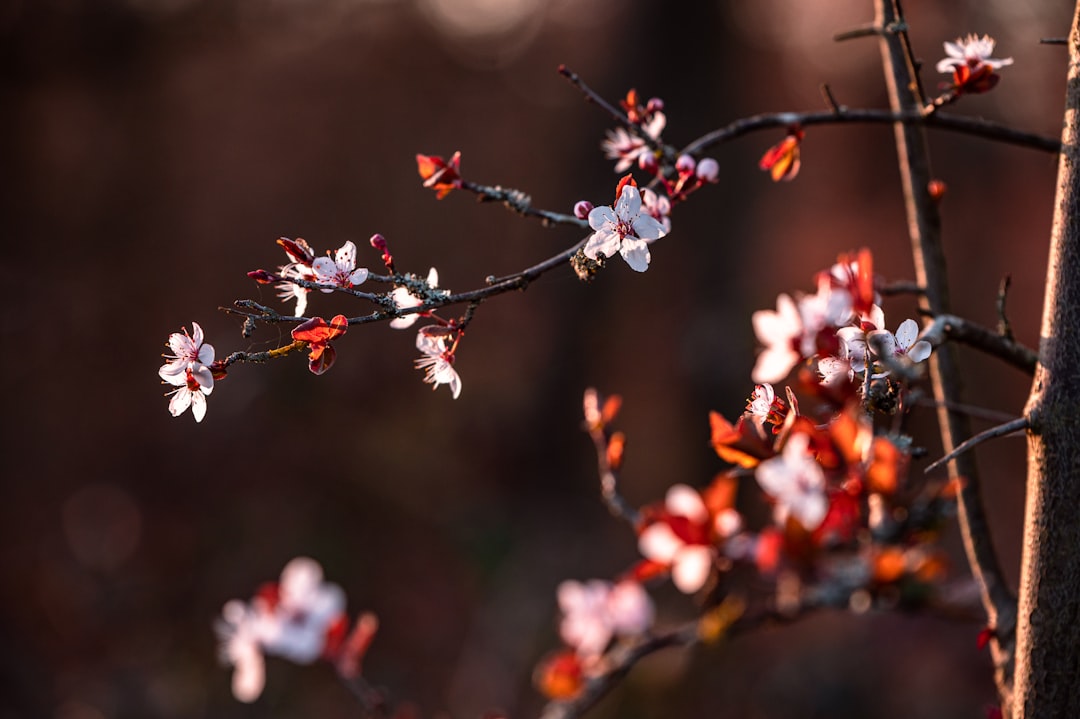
[1014,4,1080,716]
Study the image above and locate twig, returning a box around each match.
[924,417,1029,474]
[820,83,844,112]
[997,275,1015,341]
[558,65,669,158]
[920,314,1037,375]
[583,389,640,526]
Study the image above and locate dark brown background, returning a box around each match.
[0,0,1070,717]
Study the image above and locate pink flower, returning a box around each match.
[389,268,442,329]
[751,294,802,383]
[312,241,369,291]
[215,558,348,703]
[415,326,461,399]
[165,368,214,422]
[601,110,665,173]
[638,485,739,593]
[556,579,653,658]
[936,34,1013,94]
[583,185,668,272]
[159,323,215,422]
[754,433,828,530]
[868,318,932,366]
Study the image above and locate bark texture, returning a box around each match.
[1014,4,1080,717]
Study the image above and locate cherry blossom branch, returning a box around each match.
[461,180,590,228]
[921,314,1038,375]
[680,108,1060,157]
[221,238,591,368]
[924,416,1029,474]
[558,65,669,158]
[874,0,1017,708]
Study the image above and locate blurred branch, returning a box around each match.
[925,416,1029,474]
[875,0,1016,710]
[921,314,1037,375]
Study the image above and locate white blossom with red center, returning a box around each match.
[556,579,654,658]
[601,112,665,173]
[868,318,932,368]
[583,185,668,273]
[754,432,828,531]
[312,241,369,291]
[159,323,215,422]
[415,326,461,399]
[215,557,348,703]
[935,34,1013,76]
[638,484,739,593]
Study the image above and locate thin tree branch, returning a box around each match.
[921,314,1038,375]
[925,417,1029,474]
[680,108,1060,157]
[462,180,589,228]
[875,0,1016,709]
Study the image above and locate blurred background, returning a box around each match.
[1,0,1072,717]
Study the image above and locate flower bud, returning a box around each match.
[675,154,696,175]
[646,97,664,113]
[573,201,594,220]
[247,269,280,284]
[369,233,388,251]
[637,152,659,175]
[695,157,720,183]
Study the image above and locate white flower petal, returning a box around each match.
[631,213,667,241]
[671,546,713,594]
[168,389,192,418]
[908,340,932,363]
[665,484,708,523]
[607,581,654,635]
[620,238,651,272]
[230,641,266,703]
[616,185,642,219]
[894,319,920,351]
[583,228,621,261]
[348,267,369,286]
[191,391,207,422]
[335,241,357,269]
[587,206,617,232]
[638,523,682,564]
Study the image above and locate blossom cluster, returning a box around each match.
[751,249,931,404]
[158,322,217,422]
[216,558,375,702]
[536,250,950,702]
